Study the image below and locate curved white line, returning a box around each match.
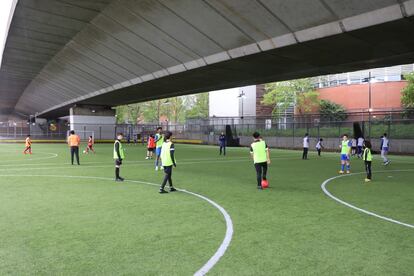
[0,151,58,163]
[0,174,233,275]
[321,169,414,229]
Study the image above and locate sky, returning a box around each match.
[0,0,17,68]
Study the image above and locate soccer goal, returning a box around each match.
[67,130,95,141]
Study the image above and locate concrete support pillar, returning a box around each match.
[69,105,116,140]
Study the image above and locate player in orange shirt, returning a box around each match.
[67,130,81,165]
[84,136,95,154]
[146,134,156,159]
[23,135,32,155]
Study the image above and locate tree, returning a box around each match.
[142,99,170,123]
[168,96,186,123]
[262,78,319,116]
[402,72,414,108]
[185,93,209,119]
[319,100,347,122]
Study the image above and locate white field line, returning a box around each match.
[321,169,414,229]
[0,155,304,171]
[0,152,58,163]
[0,174,233,275]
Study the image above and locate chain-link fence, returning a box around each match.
[1,111,413,141]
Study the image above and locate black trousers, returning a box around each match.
[317,148,321,156]
[70,146,80,165]
[302,148,309,159]
[219,145,226,155]
[365,161,372,179]
[161,166,173,189]
[254,162,268,187]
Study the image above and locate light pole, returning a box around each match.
[367,72,376,138]
[238,90,246,119]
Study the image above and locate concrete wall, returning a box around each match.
[69,107,116,140]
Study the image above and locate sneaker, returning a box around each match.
[257,186,263,190]
[159,189,168,194]
[346,171,351,174]
[145,157,149,160]
[339,170,344,174]
[384,161,390,166]
[365,178,371,182]
[160,167,164,170]
[155,166,159,171]
[115,178,124,182]
[169,187,177,192]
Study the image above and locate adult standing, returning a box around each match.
[67,130,80,165]
[302,133,310,160]
[219,132,226,156]
[357,136,364,158]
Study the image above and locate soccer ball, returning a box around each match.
[261,179,269,189]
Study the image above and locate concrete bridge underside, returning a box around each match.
[1,0,414,119]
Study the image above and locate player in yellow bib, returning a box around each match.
[114,132,125,182]
[363,140,373,182]
[154,127,164,171]
[250,132,271,189]
[339,134,352,174]
[159,131,177,193]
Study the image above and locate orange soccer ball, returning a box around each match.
[261,179,269,189]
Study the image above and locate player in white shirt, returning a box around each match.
[357,136,364,158]
[351,138,357,156]
[380,133,390,165]
[315,138,324,156]
[302,133,310,160]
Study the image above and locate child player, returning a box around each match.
[154,127,164,170]
[23,135,32,155]
[114,132,125,182]
[302,133,309,160]
[250,132,271,189]
[159,131,177,193]
[84,135,95,154]
[315,138,324,156]
[146,134,155,159]
[380,133,390,165]
[363,140,373,182]
[339,134,352,174]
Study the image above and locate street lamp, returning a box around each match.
[238,90,246,119]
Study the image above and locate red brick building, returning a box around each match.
[317,81,406,112]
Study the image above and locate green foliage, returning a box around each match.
[319,100,348,122]
[185,93,209,119]
[402,72,414,118]
[402,72,414,108]
[262,78,319,116]
[115,92,209,123]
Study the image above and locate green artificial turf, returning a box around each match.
[0,143,413,275]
